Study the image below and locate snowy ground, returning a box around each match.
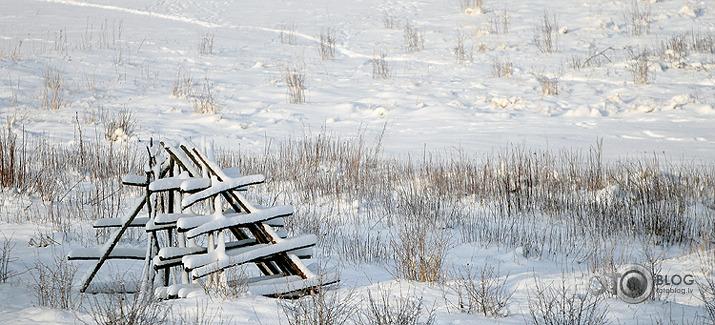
[1,0,714,324]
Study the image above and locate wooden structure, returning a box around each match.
[68,139,337,298]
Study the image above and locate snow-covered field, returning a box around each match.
[1,0,714,324]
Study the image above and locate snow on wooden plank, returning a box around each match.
[155,212,196,225]
[153,256,183,269]
[177,284,205,298]
[185,205,293,239]
[93,216,149,228]
[154,239,259,269]
[145,219,177,232]
[181,174,266,209]
[148,176,191,192]
[154,283,203,300]
[122,174,147,187]
[157,246,206,261]
[248,273,340,297]
[265,217,285,227]
[157,238,256,260]
[179,178,211,192]
[244,274,285,284]
[176,213,216,232]
[291,247,313,259]
[189,234,316,278]
[182,245,235,271]
[68,247,146,260]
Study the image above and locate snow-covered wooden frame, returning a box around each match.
[68,139,337,298]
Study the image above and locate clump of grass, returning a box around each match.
[198,31,214,55]
[194,75,220,113]
[170,300,231,325]
[657,33,688,64]
[281,23,297,45]
[528,279,609,325]
[624,0,651,36]
[460,0,485,14]
[534,11,559,54]
[372,50,391,79]
[654,31,715,67]
[201,267,248,299]
[104,109,136,142]
[85,290,170,325]
[28,252,80,310]
[0,232,15,283]
[699,272,715,323]
[570,46,614,71]
[391,222,448,283]
[537,75,559,95]
[41,64,69,110]
[689,30,714,53]
[284,65,306,104]
[172,65,193,98]
[629,48,652,84]
[488,10,510,34]
[454,30,473,64]
[449,263,512,317]
[319,27,336,60]
[356,289,436,325]
[491,57,513,77]
[279,287,356,325]
[0,37,23,60]
[0,125,29,192]
[382,11,396,29]
[404,20,424,53]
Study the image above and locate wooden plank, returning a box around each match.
[68,247,146,260]
[248,273,340,297]
[122,175,148,187]
[144,220,177,232]
[93,216,149,228]
[180,174,266,209]
[188,234,317,279]
[184,206,293,239]
[155,212,196,225]
[158,239,257,260]
[148,176,193,192]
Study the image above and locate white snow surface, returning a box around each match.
[0,0,713,161]
[1,0,714,324]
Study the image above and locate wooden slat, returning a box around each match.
[122,175,148,187]
[68,247,146,260]
[180,174,266,209]
[249,273,340,297]
[187,234,317,279]
[183,206,293,239]
[93,216,149,228]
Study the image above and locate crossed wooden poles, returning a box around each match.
[68,139,337,298]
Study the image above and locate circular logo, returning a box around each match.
[617,264,653,304]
